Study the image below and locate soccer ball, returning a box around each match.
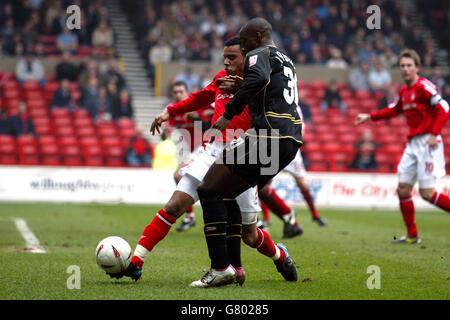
[95,236,132,274]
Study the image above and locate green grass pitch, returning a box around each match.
[0,202,448,300]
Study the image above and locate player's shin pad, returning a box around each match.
[224,199,242,268]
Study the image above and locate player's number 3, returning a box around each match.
[283,66,298,105]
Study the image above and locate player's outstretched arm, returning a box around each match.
[150,110,170,135]
[355,113,371,125]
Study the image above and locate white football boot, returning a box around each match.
[189,265,236,288]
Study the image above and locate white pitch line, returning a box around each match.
[13,218,46,253]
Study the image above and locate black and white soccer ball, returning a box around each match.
[95,236,132,274]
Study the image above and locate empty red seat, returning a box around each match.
[40,144,60,166]
[61,145,83,166]
[35,124,53,135]
[38,135,57,146]
[354,90,373,100]
[0,134,15,145]
[53,117,72,127]
[59,136,78,148]
[73,117,94,128]
[117,118,135,129]
[98,126,118,137]
[55,126,75,136]
[17,134,37,147]
[77,126,96,137]
[73,108,90,118]
[104,146,125,167]
[0,141,17,164]
[51,108,71,118]
[22,81,41,91]
[84,145,104,166]
[79,136,99,148]
[18,144,40,165]
[102,136,122,147]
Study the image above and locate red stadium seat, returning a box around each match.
[97,126,118,137]
[22,81,41,92]
[104,146,125,167]
[61,145,83,166]
[55,126,75,137]
[38,135,57,146]
[0,140,17,165]
[59,136,78,147]
[73,117,94,128]
[51,108,71,119]
[77,126,97,137]
[17,134,37,147]
[53,117,73,127]
[84,145,104,167]
[27,99,47,110]
[101,136,122,148]
[117,118,135,129]
[18,144,40,165]
[79,136,99,148]
[354,90,373,100]
[35,123,53,136]
[73,108,90,118]
[40,144,61,166]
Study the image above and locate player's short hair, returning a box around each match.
[171,81,188,91]
[398,49,421,67]
[224,36,240,47]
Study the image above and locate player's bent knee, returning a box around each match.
[241,222,258,247]
[419,188,435,202]
[397,183,413,197]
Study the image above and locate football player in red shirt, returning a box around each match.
[356,49,450,244]
[164,81,213,231]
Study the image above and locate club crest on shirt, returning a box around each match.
[249,55,258,67]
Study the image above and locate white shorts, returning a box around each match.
[397,134,446,189]
[283,149,306,178]
[176,141,261,224]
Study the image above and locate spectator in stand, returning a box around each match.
[95,86,113,122]
[56,25,78,54]
[78,58,99,88]
[11,101,35,137]
[50,78,76,111]
[102,57,127,91]
[114,89,133,120]
[148,38,172,80]
[15,51,46,86]
[442,83,450,103]
[325,47,348,69]
[379,47,398,69]
[92,19,114,48]
[0,109,13,135]
[55,50,78,81]
[428,67,446,92]
[349,60,371,91]
[349,129,380,170]
[175,66,200,93]
[106,80,121,119]
[368,58,392,93]
[377,85,399,110]
[126,129,153,167]
[320,79,347,115]
[81,77,100,119]
[1,18,15,55]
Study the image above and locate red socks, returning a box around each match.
[131,209,176,267]
[399,195,417,237]
[301,189,319,219]
[265,186,291,217]
[261,202,270,221]
[252,228,284,265]
[430,192,450,212]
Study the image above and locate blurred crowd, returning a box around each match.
[122,0,449,77]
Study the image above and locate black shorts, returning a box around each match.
[220,134,301,189]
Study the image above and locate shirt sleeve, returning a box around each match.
[421,82,450,135]
[370,95,403,121]
[223,48,271,120]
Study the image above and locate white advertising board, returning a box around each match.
[0,166,449,209]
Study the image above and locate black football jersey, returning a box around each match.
[223,45,303,145]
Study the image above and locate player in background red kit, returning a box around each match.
[356,49,450,244]
[164,81,214,231]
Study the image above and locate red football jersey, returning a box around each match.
[370,77,449,140]
[167,69,252,142]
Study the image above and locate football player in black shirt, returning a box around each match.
[191,18,302,287]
